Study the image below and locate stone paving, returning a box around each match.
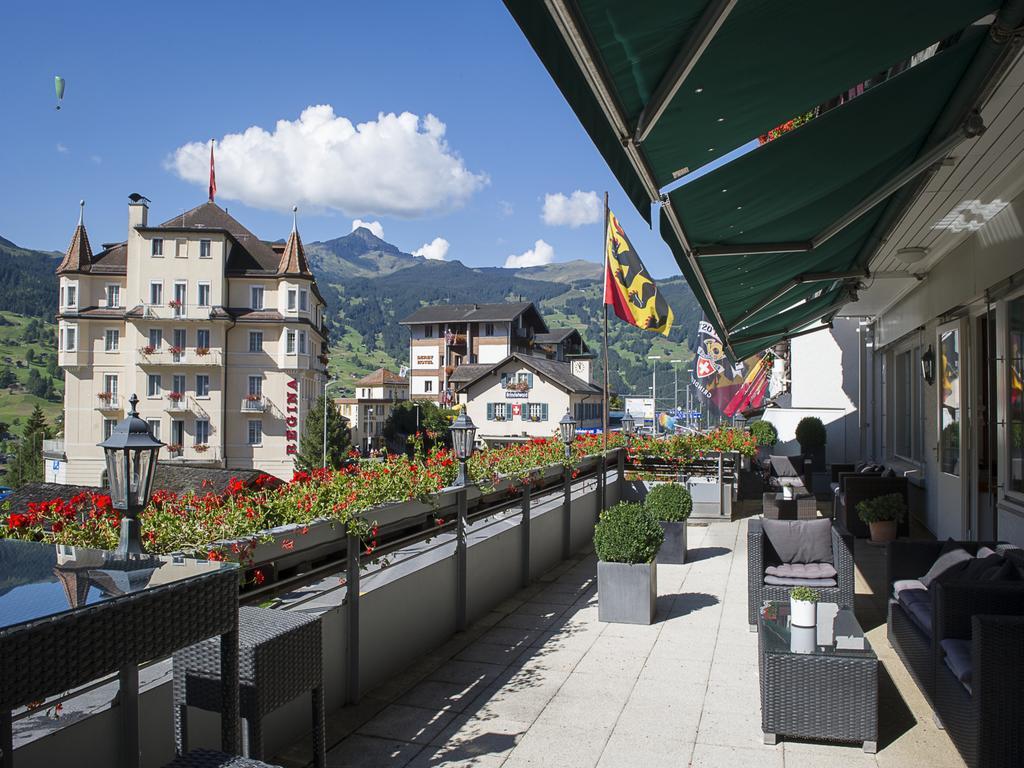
[276,519,965,768]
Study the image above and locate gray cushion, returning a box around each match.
[919,546,973,588]
[940,638,973,689]
[906,600,933,636]
[766,563,837,579]
[897,587,929,610]
[762,518,834,565]
[893,579,925,599]
[763,575,837,587]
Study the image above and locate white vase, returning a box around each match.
[790,624,816,654]
[790,597,817,627]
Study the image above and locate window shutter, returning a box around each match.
[527,373,534,388]
[542,403,549,421]
[487,403,495,421]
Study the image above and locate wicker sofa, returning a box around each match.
[833,471,909,538]
[886,539,1024,768]
[747,518,854,629]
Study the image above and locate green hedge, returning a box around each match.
[749,420,778,447]
[795,416,826,449]
[593,502,664,564]
[644,482,692,522]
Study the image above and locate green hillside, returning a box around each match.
[0,313,63,432]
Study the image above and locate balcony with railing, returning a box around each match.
[138,347,222,366]
[142,302,214,321]
[162,394,210,417]
[94,393,122,412]
[164,443,221,463]
[241,395,269,413]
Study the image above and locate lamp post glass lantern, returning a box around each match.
[98,394,164,557]
[559,410,577,460]
[449,410,477,486]
[621,411,636,439]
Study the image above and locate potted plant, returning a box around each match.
[141,344,156,356]
[856,492,906,544]
[167,391,184,405]
[643,482,691,564]
[593,502,664,625]
[97,391,113,403]
[196,346,210,357]
[749,420,778,466]
[193,443,209,454]
[167,443,183,455]
[790,585,818,628]
[795,416,827,471]
[167,298,182,309]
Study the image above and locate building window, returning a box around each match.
[195,419,210,445]
[104,329,119,352]
[149,281,163,306]
[197,329,210,349]
[249,331,263,352]
[485,322,494,336]
[172,329,187,356]
[61,324,77,352]
[103,418,116,440]
[147,419,161,440]
[106,284,120,308]
[487,402,508,421]
[197,283,211,307]
[1008,296,1024,495]
[151,238,163,257]
[175,239,187,259]
[199,239,211,259]
[424,379,433,393]
[250,286,264,310]
[147,374,162,398]
[299,330,307,354]
[149,328,163,349]
[173,283,187,315]
[64,284,77,309]
[286,329,296,355]
[248,376,262,397]
[939,328,961,475]
[528,403,548,421]
[424,324,433,338]
[172,374,186,396]
[196,374,210,398]
[287,288,297,311]
[103,374,118,399]
[299,290,309,312]
[248,420,263,446]
[891,348,923,462]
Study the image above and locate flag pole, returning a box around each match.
[601,191,610,458]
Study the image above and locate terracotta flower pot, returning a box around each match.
[868,520,897,543]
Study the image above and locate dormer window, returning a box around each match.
[151,238,163,257]
[199,240,211,259]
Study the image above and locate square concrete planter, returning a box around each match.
[657,521,687,564]
[597,560,657,625]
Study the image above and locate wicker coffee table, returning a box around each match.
[758,601,878,752]
[0,539,240,768]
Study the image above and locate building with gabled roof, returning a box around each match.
[52,195,328,484]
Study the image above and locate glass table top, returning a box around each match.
[0,538,237,632]
[760,601,876,659]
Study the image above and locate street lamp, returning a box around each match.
[670,358,682,411]
[449,409,477,487]
[647,355,661,435]
[323,378,344,468]
[559,409,577,461]
[98,394,164,557]
[621,411,636,442]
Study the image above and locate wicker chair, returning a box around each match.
[163,750,282,767]
[747,518,854,629]
[886,540,1024,768]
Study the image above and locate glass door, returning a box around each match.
[937,319,970,539]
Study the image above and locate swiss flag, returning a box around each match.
[696,356,716,378]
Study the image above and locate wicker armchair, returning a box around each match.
[886,540,1024,768]
[747,518,854,629]
[834,473,908,538]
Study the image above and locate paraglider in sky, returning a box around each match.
[54,76,65,110]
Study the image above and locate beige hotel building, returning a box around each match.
[49,196,328,484]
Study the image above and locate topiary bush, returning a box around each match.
[644,482,692,522]
[593,502,664,564]
[856,493,907,524]
[795,416,827,450]
[749,420,778,447]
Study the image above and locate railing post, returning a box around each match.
[345,532,360,705]
[521,483,531,587]
[118,663,139,768]
[718,451,726,517]
[563,465,572,559]
[596,457,604,522]
[456,486,468,632]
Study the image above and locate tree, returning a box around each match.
[23,405,50,440]
[25,348,35,364]
[383,400,453,455]
[294,395,351,471]
[7,406,50,487]
[0,367,15,388]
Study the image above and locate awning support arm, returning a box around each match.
[693,114,985,258]
[633,0,737,144]
[730,308,840,347]
[730,270,865,332]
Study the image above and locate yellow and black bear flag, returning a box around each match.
[603,210,674,336]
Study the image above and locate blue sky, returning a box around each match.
[0,1,720,278]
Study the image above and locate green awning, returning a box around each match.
[505,1,1005,356]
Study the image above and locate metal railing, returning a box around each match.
[142,303,214,321]
[94,394,121,411]
[241,396,268,413]
[138,349,222,366]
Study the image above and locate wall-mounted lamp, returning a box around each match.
[920,345,936,386]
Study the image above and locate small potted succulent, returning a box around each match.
[593,502,664,625]
[856,493,906,544]
[795,416,827,471]
[789,585,819,628]
[643,482,691,564]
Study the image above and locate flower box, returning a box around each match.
[97,392,113,402]
[167,299,183,309]
[193,444,209,453]
[196,347,210,356]
[141,345,156,355]
[168,345,183,355]
[167,391,184,402]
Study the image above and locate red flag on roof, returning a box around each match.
[208,141,217,202]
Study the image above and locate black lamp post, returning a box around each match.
[621,411,636,442]
[98,394,164,557]
[559,410,577,462]
[449,409,477,487]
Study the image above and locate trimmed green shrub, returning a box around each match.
[790,586,819,603]
[795,416,827,450]
[644,482,692,522]
[593,502,664,564]
[749,420,778,447]
[856,493,907,524]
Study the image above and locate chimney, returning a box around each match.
[128,193,149,229]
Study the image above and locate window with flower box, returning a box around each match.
[487,403,509,421]
[527,403,549,422]
[195,419,210,445]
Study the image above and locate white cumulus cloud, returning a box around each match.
[168,105,488,217]
[413,237,450,261]
[352,219,384,239]
[504,239,554,269]
[542,190,601,227]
